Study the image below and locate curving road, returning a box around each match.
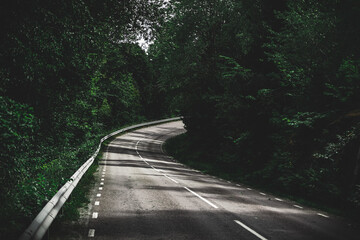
[86,120,359,239]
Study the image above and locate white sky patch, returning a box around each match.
[137,37,153,53]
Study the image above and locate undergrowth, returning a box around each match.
[164,133,360,221]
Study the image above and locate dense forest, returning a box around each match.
[152,0,360,216]
[0,0,170,238]
[1,0,360,238]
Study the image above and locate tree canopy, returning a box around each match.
[150,0,360,215]
[1,0,360,238]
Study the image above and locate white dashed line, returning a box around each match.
[184,187,218,209]
[259,192,266,196]
[99,187,103,190]
[92,212,98,218]
[96,193,101,197]
[95,201,100,206]
[236,184,241,186]
[101,178,104,181]
[100,182,104,185]
[135,140,141,155]
[247,188,252,190]
[317,213,329,218]
[294,205,303,209]
[234,220,267,240]
[88,229,95,237]
[275,198,283,202]
[164,174,179,184]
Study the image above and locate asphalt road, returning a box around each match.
[86,120,360,239]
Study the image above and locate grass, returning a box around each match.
[48,151,101,239]
[164,133,360,221]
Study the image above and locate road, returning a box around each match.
[86,120,359,239]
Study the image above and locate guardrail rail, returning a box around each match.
[19,117,181,240]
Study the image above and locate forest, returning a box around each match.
[1,0,360,238]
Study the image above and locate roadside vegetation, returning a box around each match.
[164,133,356,218]
[0,1,171,239]
[154,0,360,220]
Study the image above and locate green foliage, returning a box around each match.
[152,0,360,217]
[0,0,168,238]
[282,112,327,128]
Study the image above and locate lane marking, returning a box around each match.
[135,140,141,155]
[96,193,101,197]
[152,166,160,172]
[275,198,283,202]
[164,174,179,183]
[95,201,100,206]
[234,220,267,240]
[294,205,303,209]
[227,181,231,183]
[92,212,98,218]
[102,174,105,177]
[317,213,329,218]
[184,187,218,209]
[99,187,103,190]
[101,178,104,181]
[100,182,104,185]
[247,188,252,190]
[259,192,266,196]
[137,139,163,174]
[88,229,95,237]
[236,184,241,186]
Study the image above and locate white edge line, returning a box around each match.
[234,220,267,240]
[317,213,329,218]
[88,229,95,237]
[164,174,179,184]
[184,187,218,209]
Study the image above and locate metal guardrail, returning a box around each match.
[19,117,181,240]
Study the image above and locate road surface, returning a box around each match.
[85,120,359,239]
